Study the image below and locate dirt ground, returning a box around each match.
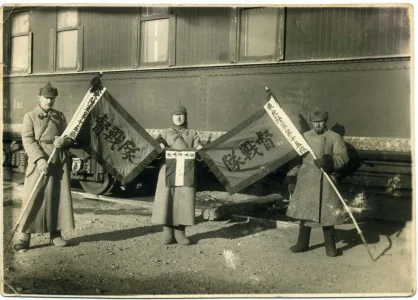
[1,177,416,298]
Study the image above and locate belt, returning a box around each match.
[38,140,54,144]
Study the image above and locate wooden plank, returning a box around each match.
[48,28,55,72]
[276,7,285,61]
[77,25,84,71]
[228,8,238,63]
[132,17,139,68]
[168,15,176,66]
[27,32,33,74]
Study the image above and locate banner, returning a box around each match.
[79,90,163,185]
[199,101,299,195]
[264,96,310,156]
[63,87,107,139]
[165,150,196,187]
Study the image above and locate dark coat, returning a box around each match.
[286,128,349,227]
[152,127,201,226]
[20,105,75,233]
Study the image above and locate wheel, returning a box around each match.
[79,173,115,195]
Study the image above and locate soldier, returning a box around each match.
[14,82,75,250]
[152,104,203,245]
[284,109,349,257]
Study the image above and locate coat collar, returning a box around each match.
[168,127,189,135]
[35,105,59,120]
[311,127,328,136]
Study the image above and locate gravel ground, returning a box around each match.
[1,179,415,297]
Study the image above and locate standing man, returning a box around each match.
[14,82,75,250]
[152,104,202,245]
[285,110,349,257]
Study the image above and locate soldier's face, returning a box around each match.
[312,120,326,134]
[173,114,185,126]
[38,95,55,111]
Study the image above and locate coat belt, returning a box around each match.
[38,140,54,144]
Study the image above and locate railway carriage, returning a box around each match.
[2,6,412,221]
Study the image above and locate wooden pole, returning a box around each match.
[4,149,56,252]
[309,150,375,261]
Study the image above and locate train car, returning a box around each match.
[2,6,412,221]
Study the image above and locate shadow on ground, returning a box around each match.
[68,225,161,245]
[191,219,276,244]
[333,218,407,260]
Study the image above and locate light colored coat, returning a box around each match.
[152,127,201,226]
[286,128,349,227]
[20,105,75,233]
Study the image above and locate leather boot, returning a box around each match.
[323,226,342,257]
[50,231,68,247]
[174,225,191,245]
[13,233,30,250]
[289,222,311,253]
[162,225,175,245]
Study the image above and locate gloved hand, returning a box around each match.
[90,74,103,93]
[196,145,203,151]
[313,154,334,172]
[283,175,297,194]
[160,143,166,149]
[53,136,65,149]
[36,158,49,175]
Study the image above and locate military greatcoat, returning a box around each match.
[152,127,202,226]
[20,105,75,233]
[286,128,349,227]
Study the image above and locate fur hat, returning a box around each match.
[39,82,58,98]
[172,104,187,115]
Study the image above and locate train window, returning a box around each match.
[57,8,78,29]
[56,8,80,71]
[57,30,78,68]
[139,7,175,67]
[11,13,30,34]
[142,19,169,62]
[10,12,32,74]
[237,7,284,62]
[142,7,169,17]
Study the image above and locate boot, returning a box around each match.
[174,225,191,245]
[162,225,175,245]
[13,233,30,251]
[50,231,68,247]
[289,222,311,253]
[323,226,342,257]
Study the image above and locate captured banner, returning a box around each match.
[165,150,196,187]
[79,90,163,185]
[199,98,300,195]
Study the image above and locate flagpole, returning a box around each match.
[265,87,375,261]
[4,76,103,253]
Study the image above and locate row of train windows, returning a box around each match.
[8,7,282,73]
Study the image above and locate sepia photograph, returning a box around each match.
[1,2,415,298]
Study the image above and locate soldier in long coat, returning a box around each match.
[152,104,202,245]
[14,82,75,250]
[284,110,349,257]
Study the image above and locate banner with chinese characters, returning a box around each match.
[80,90,163,185]
[198,103,299,195]
[63,87,107,139]
[264,96,310,156]
[165,150,196,187]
